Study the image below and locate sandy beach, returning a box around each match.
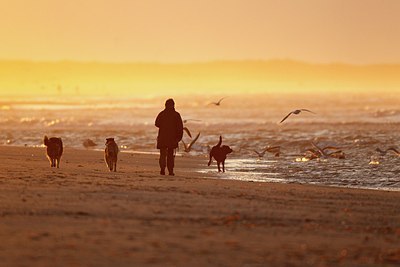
[0,145,399,267]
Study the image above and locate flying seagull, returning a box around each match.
[210,97,227,106]
[279,109,316,123]
[253,149,267,157]
[304,142,344,159]
[264,146,281,157]
[376,147,400,156]
[302,149,321,161]
[183,127,192,138]
[181,132,201,152]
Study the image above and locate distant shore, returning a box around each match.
[0,145,399,266]
[2,60,400,96]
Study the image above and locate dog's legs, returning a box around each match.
[52,158,55,167]
[105,156,110,171]
[222,160,225,172]
[217,162,221,172]
[108,159,114,172]
[107,159,113,172]
[56,157,60,168]
[113,161,117,172]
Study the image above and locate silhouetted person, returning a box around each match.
[155,99,183,175]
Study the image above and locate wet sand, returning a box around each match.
[0,146,399,267]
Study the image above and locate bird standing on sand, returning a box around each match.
[279,109,316,123]
[181,132,201,152]
[253,146,281,158]
[210,97,227,106]
[302,142,344,160]
[311,142,343,157]
[328,150,346,159]
[253,149,267,157]
[369,155,381,165]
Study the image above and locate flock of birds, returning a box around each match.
[370,147,400,165]
[80,96,398,165]
[182,98,319,160]
[179,97,399,165]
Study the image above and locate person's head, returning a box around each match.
[165,98,175,109]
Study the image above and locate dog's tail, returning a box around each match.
[216,135,222,147]
[44,136,49,146]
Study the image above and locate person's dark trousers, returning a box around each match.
[159,147,175,175]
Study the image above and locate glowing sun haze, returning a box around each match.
[1,0,400,97]
[1,0,400,64]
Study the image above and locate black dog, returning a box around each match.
[44,136,63,168]
[208,136,233,172]
[105,138,119,172]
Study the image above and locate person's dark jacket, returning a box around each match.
[155,106,183,149]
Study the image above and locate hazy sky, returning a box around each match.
[0,0,399,63]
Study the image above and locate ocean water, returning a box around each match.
[1,93,400,191]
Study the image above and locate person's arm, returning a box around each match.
[155,112,162,128]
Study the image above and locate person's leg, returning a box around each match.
[166,148,175,175]
[159,148,167,175]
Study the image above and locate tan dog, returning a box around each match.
[44,136,63,168]
[208,136,233,172]
[105,138,119,172]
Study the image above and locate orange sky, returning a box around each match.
[1,0,400,64]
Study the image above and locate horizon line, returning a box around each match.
[1,58,400,66]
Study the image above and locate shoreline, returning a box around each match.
[2,144,400,192]
[1,145,400,266]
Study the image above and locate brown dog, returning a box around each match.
[105,138,119,172]
[44,136,63,168]
[208,136,233,172]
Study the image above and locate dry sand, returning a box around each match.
[0,146,399,267]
